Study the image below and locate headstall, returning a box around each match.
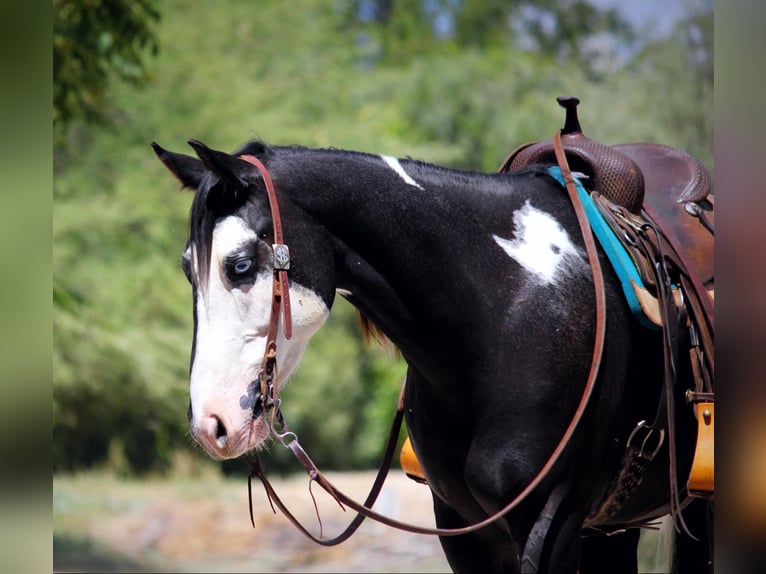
[239,154,292,420]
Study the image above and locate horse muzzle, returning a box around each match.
[189,407,269,460]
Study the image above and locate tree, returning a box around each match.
[53,0,160,141]
[348,0,632,74]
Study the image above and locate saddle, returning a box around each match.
[499,96,713,287]
[402,97,714,508]
[500,97,714,507]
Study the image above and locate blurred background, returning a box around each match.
[51,0,714,571]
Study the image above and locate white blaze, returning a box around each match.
[189,215,329,459]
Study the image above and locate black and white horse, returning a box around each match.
[153,138,710,573]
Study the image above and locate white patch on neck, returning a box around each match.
[493,201,586,284]
[381,155,424,189]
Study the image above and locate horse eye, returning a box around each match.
[234,259,252,275]
[225,255,257,283]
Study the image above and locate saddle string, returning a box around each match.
[242,131,609,541]
[684,200,714,236]
[643,200,714,334]
[643,222,696,538]
[587,198,713,531]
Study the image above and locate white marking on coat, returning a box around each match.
[381,155,424,189]
[493,201,586,284]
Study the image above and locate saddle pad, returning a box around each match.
[548,166,659,330]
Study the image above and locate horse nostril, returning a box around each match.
[193,413,231,451]
[215,417,227,442]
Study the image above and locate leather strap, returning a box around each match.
[246,384,408,545]
[642,201,714,334]
[239,154,292,340]
[244,131,609,541]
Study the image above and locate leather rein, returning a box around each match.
[236,136,608,541]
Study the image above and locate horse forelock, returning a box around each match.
[186,141,275,293]
[188,174,257,294]
[187,174,219,293]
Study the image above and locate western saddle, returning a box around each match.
[401,96,714,503]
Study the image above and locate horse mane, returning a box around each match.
[357,311,399,355]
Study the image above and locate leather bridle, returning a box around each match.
[235,136,608,541]
[239,154,292,416]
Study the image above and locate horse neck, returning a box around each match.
[276,150,522,377]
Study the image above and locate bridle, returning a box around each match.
[235,138,608,542]
[239,154,292,415]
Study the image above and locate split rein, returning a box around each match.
[237,137,607,542]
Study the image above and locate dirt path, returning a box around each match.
[54,471,451,573]
[54,470,672,572]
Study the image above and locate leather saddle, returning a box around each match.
[400,97,715,498]
[498,96,714,294]
[497,97,715,499]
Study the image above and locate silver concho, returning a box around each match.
[272,244,291,270]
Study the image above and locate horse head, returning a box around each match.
[153,140,333,460]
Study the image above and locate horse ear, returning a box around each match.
[151,142,206,189]
[187,139,252,188]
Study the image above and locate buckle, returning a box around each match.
[627,420,665,461]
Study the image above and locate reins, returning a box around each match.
[237,135,608,541]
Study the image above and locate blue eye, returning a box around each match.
[224,248,259,284]
[234,258,252,275]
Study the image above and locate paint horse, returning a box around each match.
[153,98,713,573]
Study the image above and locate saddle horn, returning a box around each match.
[499,96,645,213]
[559,96,582,135]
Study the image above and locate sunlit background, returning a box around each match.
[45,0,734,572]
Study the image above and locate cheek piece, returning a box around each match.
[237,155,292,433]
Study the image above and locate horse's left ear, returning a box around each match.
[187,139,255,188]
[151,142,206,189]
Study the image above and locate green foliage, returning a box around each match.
[53,0,713,476]
[53,301,188,474]
[352,0,633,76]
[54,0,160,141]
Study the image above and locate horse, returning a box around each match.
[152,114,712,572]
